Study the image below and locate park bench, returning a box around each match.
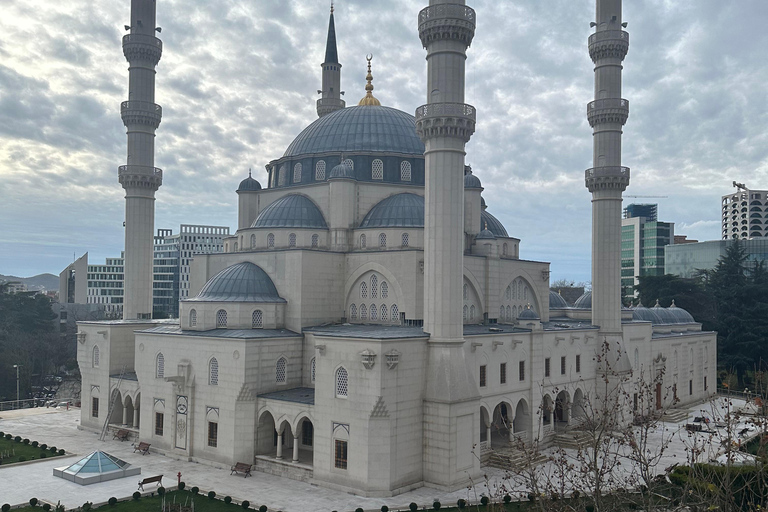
[138,474,163,491]
[230,462,252,478]
[113,429,130,441]
[134,441,151,455]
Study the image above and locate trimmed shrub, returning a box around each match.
[178,482,186,490]
[0,431,4,437]
[2,504,11,512]
[457,499,467,509]
[224,497,232,505]
[49,446,57,453]
[409,503,418,512]
[58,449,65,455]
[108,498,117,507]
[191,486,199,495]
[22,439,30,445]
[356,509,364,512]
[42,504,51,511]
[40,444,47,450]
[433,501,441,510]
[32,441,39,448]
[381,507,389,512]
[208,491,216,500]
[133,492,141,501]
[158,487,165,496]
[14,436,21,443]
[481,496,489,506]
[503,495,512,504]
[82,503,92,512]
[5,434,12,440]
[30,498,39,507]
[40,452,47,459]
[259,506,267,512]
[18,456,27,462]
[241,501,250,509]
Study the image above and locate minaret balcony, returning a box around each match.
[118,165,163,190]
[418,4,476,48]
[316,98,346,117]
[588,30,629,62]
[415,102,476,143]
[587,98,629,127]
[121,101,162,128]
[585,166,630,192]
[122,34,163,65]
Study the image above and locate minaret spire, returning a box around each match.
[317,4,345,117]
[119,0,163,320]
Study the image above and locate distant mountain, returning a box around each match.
[0,273,59,291]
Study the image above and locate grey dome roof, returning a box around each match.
[549,290,568,309]
[329,162,355,179]
[464,173,482,189]
[283,106,425,158]
[360,193,424,228]
[252,194,328,229]
[481,196,487,209]
[481,210,508,237]
[189,262,286,303]
[476,228,496,240]
[237,175,261,192]
[518,306,540,320]
[632,301,695,325]
[574,291,592,309]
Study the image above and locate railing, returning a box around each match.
[415,102,476,122]
[122,33,163,50]
[588,29,629,46]
[121,101,162,117]
[587,98,629,111]
[118,165,163,179]
[585,166,630,179]
[418,4,476,28]
[0,398,79,411]
[316,98,345,109]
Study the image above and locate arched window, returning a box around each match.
[371,275,378,298]
[360,282,368,298]
[503,243,508,256]
[249,234,255,248]
[190,309,197,327]
[402,233,409,247]
[360,234,367,248]
[209,357,219,386]
[506,305,511,319]
[400,161,411,181]
[289,233,297,247]
[311,357,316,383]
[343,158,354,170]
[513,305,518,318]
[506,286,511,301]
[233,242,238,251]
[381,282,388,298]
[92,345,100,368]
[360,304,368,320]
[276,357,287,383]
[381,305,388,321]
[470,305,475,321]
[156,352,164,378]
[463,284,468,300]
[316,160,326,180]
[370,303,377,320]
[500,306,505,320]
[293,163,302,183]
[463,305,468,321]
[391,304,399,322]
[278,165,286,186]
[216,309,227,328]
[379,233,387,247]
[372,159,384,180]
[349,304,357,320]
[311,234,319,248]
[335,367,349,397]
[252,310,263,328]
[267,233,275,248]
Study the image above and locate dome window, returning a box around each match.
[267,233,275,248]
[278,165,286,186]
[311,234,319,248]
[316,160,326,181]
[216,309,227,328]
[400,161,411,181]
[360,234,367,248]
[380,305,388,321]
[402,233,409,247]
[276,357,287,384]
[289,233,297,247]
[372,159,384,180]
[293,163,302,183]
[252,310,263,328]
[190,309,197,327]
[250,234,256,248]
[379,233,387,248]
[343,159,354,170]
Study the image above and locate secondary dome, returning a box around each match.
[464,173,482,189]
[282,106,425,157]
[360,193,424,228]
[237,173,261,192]
[549,290,568,309]
[574,291,592,309]
[329,162,355,179]
[252,194,328,229]
[190,262,285,302]
[481,210,508,237]
[519,306,540,320]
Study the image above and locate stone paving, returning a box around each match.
[0,398,754,511]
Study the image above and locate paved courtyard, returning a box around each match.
[0,398,755,511]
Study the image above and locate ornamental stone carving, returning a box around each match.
[418,4,476,48]
[121,101,163,129]
[122,34,163,65]
[586,98,629,127]
[118,165,163,190]
[585,166,630,192]
[588,30,629,62]
[415,102,476,143]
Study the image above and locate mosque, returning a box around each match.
[77,0,717,497]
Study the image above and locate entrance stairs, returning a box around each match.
[661,408,690,423]
[552,430,593,450]
[487,447,549,470]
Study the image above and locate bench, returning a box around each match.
[134,441,151,455]
[230,462,252,478]
[138,474,163,491]
[113,429,130,441]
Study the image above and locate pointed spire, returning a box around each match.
[358,54,381,106]
[325,3,339,64]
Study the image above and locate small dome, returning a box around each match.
[329,162,355,179]
[518,306,540,320]
[360,193,424,228]
[633,300,696,325]
[574,291,592,309]
[464,173,482,189]
[481,196,487,209]
[549,290,568,309]
[189,262,285,303]
[237,173,261,192]
[481,210,508,237]
[252,194,328,229]
[476,228,496,240]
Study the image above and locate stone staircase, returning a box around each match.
[487,447,549,470]
[661,408,690,423]
[552,430,593,450]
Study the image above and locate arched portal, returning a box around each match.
[295,415,314,466]
[513,398,531,443]
[491,401,514,448]
[256,410,276,456]
[123,394,134,427]
[109,389,123,425]
[572,389,586,424]
[555,390,570,431]
[542,395,554,429]
[479,406,491,445]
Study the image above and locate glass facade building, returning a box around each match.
[620,205,674,303]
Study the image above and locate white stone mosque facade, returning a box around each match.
[77,0,717,497]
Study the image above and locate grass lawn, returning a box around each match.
[0,435,65,465]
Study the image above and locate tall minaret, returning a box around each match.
[119,0,163,320]
[416,1,480,487]
[585,0,630,357]
[316,4,345,117]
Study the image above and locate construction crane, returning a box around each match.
[733,181,747,191]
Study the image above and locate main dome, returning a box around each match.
[283,106,425,157]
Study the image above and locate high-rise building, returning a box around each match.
[722,185,768,240]
[624,203,657,221]
[621,205,674,301]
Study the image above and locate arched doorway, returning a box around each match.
[133,393,141,429]
[492,401,514,448]
[109,389,123,425]
[276,419,293,460]
[256,410,276,456]
[123,394,134,427]
[542,395,554,430]
[513,399,530,443]
[555,390,569,431]
[295,415,314,466]
[479,406,491,447]
[572,389,586,424]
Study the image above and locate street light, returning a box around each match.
[12,364,21,409]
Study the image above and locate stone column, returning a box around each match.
[275,431,283,459]
[133,408,140,428]
[292,435,300,463]
[122,405,129,426]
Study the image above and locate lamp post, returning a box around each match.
[12,364,21,409]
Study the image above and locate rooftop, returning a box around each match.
[258,387,315,405]
[138,324,301,339]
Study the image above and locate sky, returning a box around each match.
[1,0,767,283]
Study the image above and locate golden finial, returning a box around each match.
[358,54,381,106]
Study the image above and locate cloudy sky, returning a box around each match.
[1,0,767,283]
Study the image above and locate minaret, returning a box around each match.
[119,0,163,320]
[416,1,480,487]
[317,4,345,117]
[585,0,630,358]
